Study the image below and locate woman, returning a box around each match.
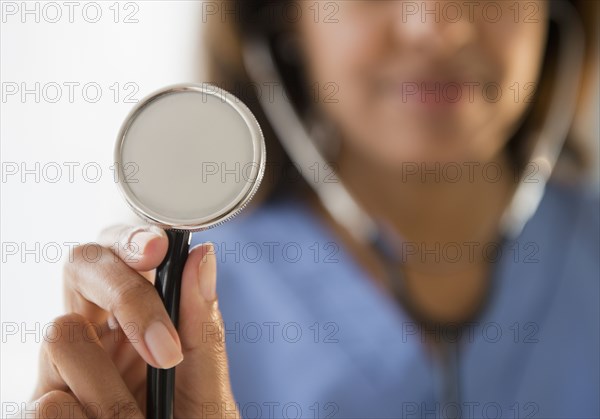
[29,1,598,418]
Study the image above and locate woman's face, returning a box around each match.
[295,1,548,166]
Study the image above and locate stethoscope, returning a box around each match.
[112,1,584,417]
[241,0,585,412]
[114,86,266,419]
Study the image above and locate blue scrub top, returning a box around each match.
[191,181,599,419]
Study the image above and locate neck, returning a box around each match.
[308,146,517,324]
[335,146,516,270]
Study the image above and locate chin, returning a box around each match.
[374,133,473,167]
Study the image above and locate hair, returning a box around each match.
[202,0,598,201]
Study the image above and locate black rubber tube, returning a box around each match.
[146,229,191,419]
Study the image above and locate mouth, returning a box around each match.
[373,74,488,111]
[398,79,467,107]
[372,57,496,111]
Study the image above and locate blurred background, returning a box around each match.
[1,0,598,409]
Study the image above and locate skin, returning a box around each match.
[30,228,239,418]
[30,1,549,416]
[296,0,548,323]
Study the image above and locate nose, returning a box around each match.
[391,0,477,58]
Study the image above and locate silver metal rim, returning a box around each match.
[114,83,266,231]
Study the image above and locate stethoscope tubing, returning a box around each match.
[146,230,191,419]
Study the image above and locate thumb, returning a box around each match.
[175,243,239,418]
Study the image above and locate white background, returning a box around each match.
[1,0,598,413]
[1,0,206,408]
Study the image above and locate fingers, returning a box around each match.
[97,224,168,273]
[65,225,169,336]
[175,244,239,417]
[63,223,168,327]
[64,244,183,369]
[33,313,144,418]
[28,390,86,419]
[178,243,221,353]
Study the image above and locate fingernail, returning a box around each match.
[128,229,163,256]
[198,243,217,301]
[107,315,119,331]
[145,322,183,369]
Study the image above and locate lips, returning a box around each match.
[373,55,494,103]
[371,74,488,110]
[399,80,466,106]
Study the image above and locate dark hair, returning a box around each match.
[203,0,598,201]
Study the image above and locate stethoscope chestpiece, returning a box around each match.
[114,83,266,232]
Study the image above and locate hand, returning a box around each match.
[28,224,239,418]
